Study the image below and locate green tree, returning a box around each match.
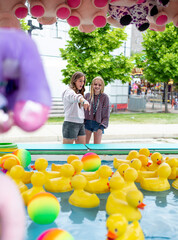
[131,52,146,69]
[59,24,133,86]
[142,23,178,112]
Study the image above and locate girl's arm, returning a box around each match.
[63,88,90,110]
[100,95,110,128]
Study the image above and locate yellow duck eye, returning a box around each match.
[115,229,118,233]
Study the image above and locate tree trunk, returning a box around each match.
[164,82,169,113]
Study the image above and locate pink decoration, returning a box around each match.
[0,174,25,240]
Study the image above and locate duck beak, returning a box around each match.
[137,202,146,209]
[146,162,152,167]
[31,165,36,170]
[107,231,117,240]
[157,160,162,165]
[107,182,110,190]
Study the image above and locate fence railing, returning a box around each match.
[146,93,163,111]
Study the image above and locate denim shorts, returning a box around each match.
[85,120,104,133]
[62,121,85,139]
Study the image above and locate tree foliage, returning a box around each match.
[142,23,178,84]
[131,52,146,69]
[59,24,133,85]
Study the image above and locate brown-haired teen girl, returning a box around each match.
[62,72,90,144]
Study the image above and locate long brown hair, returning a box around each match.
[70,72,86,97]
[90,76,105,102]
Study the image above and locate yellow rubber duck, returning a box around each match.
[21,171,34,185]
[129,158,142,171]
[51,154,80,172]
[0,154,20,175]
[165,157,178,179]
[172,179,178,190]
[1,155,34,184]
[172,168,178,189]
[129,158,157,182]
[106,189,146,221]
[109,175,125,193]
[139,148,150,157]
[113,157,130,170]
[67,155,80,163]
[148,152,163,171]
[70,159,83,175]
[122,168,139,193]
[138,155,152,171]
[127,150,139,160]
[44,163,75,192]
[22,172,46,205]
[32,158,61,179]
[140,162,171,191]
[106,213,145,240]
[113,163,130,178]
[81,170,99,181]
[69,175,100,208]
[51,163,62,172]
[84,165,112,194]
[138,169,157,183]
[9,165,28,193]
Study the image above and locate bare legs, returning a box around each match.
[63,135,86,144]
[85,129,102,144]
[85,129,92,144]
[94,129,102,144]
[75,135,86,144]
[63,138,74,144]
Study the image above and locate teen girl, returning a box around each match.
[84,76,110,144]
[62,72,90,144]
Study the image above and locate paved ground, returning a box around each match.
[0,102,177,144]
[1,123,178,144]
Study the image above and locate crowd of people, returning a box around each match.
[129,81,153,96]
[62,72,110,144]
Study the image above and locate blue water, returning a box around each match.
[25,160,178,240]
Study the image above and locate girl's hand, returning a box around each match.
[83,100,90,111]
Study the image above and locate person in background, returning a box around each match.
[137,84,142,95]
[84,76,110,144]
[128,82,132,96]
[62,72,90,144]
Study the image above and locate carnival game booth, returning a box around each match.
[0,1,178,240]
[0,142,178,240]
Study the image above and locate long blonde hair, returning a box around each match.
[90,76,105,102]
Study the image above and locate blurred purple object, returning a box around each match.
[0,28,51,132]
